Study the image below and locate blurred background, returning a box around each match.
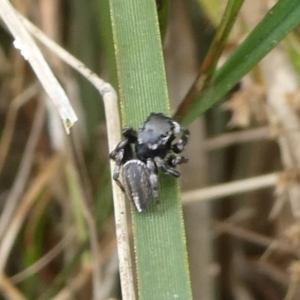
[1,0,300,299]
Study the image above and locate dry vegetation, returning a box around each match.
[0,0,300,299]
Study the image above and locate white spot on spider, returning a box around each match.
[148,143,158,150]
[132,193,142,212]
[160,133,172,145]
[177,144,183,151]
[172,121,181,136]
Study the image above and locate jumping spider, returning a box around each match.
[109,113,189,213]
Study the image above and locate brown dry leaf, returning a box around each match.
[288,261,300,283]
[283,224,300,248]
[271,170,300,218]
[286,89,300,112]
[222,82,266,128]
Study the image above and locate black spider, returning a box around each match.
[109,113,189,212]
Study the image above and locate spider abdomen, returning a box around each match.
[123,160,154,213]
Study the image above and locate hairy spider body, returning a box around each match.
[122,159,158,212]
[110,113,189,212]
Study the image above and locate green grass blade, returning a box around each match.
[108,0,192,299]
[202,0,245,78]
[181,0,300,126]
[175,0,245,122]
[198,0,224,26]
[157,0,170,39]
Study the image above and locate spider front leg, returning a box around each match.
[109,139,130,192]
[110,126,138,193]
[172,128,190,154]
[111,128,137,159]
[111,149,126,192]
[154,156,181,178]
[109,138,129,160]
[167,155,188,168]
[110,125,138,160]
[122,126,137,143]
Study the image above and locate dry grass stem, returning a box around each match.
[0,155,62,275]
[261,48,300,218]
[65,159,102,299]
[203,126,270,151]
[0,82,40,175]
[255,260,291,287]
[182,172,278,204]
[99,251,119,300]
[52,266,92,300]
[10,232,75,284]
[12,9,135,300]
[0,0,77,133]
[0,275,26,300]
[214,221,295,255]
[0,101,45,242]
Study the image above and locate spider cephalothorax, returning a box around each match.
[109,113,189,212]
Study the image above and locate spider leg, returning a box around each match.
[146,159,159,200]
[110,126,137,160]
[112,149,126,192]
[110,127,138,193]
[172,128,190,154]
[109,139,129,160]
[154,156,181,178]
[122,126,137,143]
[167,155,188,167]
